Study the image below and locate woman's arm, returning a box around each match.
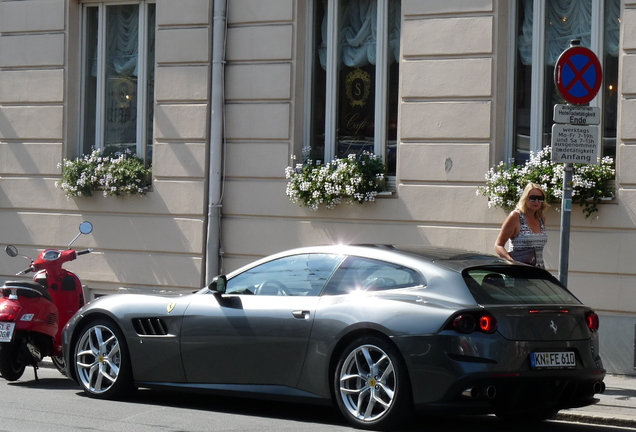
[494,211,520,260]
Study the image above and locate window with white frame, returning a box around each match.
[508,0,619,163]
[306,0,401,176]
[81,1,156,162]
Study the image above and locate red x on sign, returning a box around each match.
[555,46,603,105]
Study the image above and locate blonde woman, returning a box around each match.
[495,183,548,269]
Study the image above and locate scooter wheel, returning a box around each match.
[0,343,26,381]
[73,318,133,399]
[51,355,67,376]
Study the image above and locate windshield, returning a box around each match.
[462,266,582,305]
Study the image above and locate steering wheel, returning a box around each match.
[254,279,291,296]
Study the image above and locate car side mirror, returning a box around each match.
[208,275,227,294]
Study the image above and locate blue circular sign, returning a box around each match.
[555,46,603,105]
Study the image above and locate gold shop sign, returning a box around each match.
[345,68,371,108]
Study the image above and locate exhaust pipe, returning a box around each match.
[593,381,605,394]
[484,385,497,399]
[461,386,497,400]
[461,387,480,399]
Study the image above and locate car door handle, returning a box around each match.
[292,310,310,320]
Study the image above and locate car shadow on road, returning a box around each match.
[603,388,636,400]
[72,388,636,432]
[140,389,349,425]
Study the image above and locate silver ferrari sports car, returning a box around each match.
[62,245,605,430]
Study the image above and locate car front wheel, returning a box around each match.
[334,335,412,430]
[74,319,133,399]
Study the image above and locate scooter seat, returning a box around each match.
[2,281,53,302]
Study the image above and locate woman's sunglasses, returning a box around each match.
[529,195,545,202]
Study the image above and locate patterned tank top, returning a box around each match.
[510,211,548,269]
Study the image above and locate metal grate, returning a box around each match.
[132,318,169,336]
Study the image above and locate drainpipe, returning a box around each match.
[205,0,227,285]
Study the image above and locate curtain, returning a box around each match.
[108,6,140,75]
[92,6,140,76]
[318,0,401,69]
[518,0,620,66]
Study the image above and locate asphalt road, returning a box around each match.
[0,366,634,432]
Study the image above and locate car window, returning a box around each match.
[225,253,344,296]
[323,256,424,295]
[463,266,582,305]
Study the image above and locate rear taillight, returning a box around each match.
[453,314,476,333]
[585,311,600,332]
[479,314,498,333]
[0,303,21,321]
[449,312,498,334]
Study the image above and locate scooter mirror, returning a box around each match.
[5,245,18,258]
[79,221,93,235]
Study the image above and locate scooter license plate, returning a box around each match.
[0,322,16,342]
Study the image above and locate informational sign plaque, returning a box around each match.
[553,104,600,125]
[551,123,599,165]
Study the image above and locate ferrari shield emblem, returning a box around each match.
[167,302,176,313]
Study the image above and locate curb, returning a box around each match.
[555,412,636,429]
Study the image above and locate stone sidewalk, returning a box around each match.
[555,374,636,428]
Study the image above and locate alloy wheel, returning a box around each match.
[75,324,122,395]
[338,343,396,422]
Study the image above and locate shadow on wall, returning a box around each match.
[0,185,206,293]
[599,314,636,375]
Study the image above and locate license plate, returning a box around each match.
[0,322,15,343]
[531,351,576,369]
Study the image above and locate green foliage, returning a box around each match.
[56,149,151,198]
[285,150,387,210]
[477,147,615,218]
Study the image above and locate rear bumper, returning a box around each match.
[394,331,604,413]
[414,370,606,415]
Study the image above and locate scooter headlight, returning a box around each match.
[42,250,62,261]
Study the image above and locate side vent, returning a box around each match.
[47,313,58,326]
[132,318,169,336]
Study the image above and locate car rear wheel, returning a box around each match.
[74,319,133,399]
[334,335,412,430]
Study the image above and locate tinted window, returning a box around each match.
[463,266,581,305]
[226,254,343,296]
[323,256,423,295]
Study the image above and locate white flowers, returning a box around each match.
[477,146,615,218]
[56,148,151,198]
[285,150,387,210]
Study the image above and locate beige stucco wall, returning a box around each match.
[220,1,501,272]
[220,0,636,324]
[0,0,212,296]
[0,0,635,325]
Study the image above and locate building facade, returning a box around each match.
[0,0,635,374]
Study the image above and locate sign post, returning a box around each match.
[552,40,602,286]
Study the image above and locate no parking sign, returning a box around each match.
[553,42,603,287]
[554,45,603,105]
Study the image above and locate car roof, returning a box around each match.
[234,244,511,275]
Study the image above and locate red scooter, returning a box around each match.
[0,221,93,380]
